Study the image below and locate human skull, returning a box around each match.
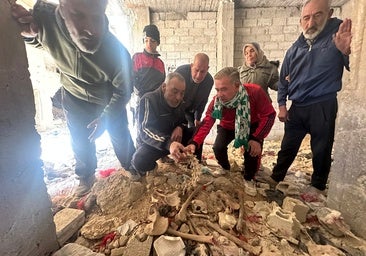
[191,199,208,214]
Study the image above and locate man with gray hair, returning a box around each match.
[12,0,135,197]
[264,0,352,196]
[128,72,197,180]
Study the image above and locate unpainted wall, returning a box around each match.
[327,0,366,239]
[0,2,59,255]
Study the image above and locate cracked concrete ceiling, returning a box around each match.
[18,0,350,14]
[122,0,350,13]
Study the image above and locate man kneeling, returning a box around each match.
[128,72,196,180]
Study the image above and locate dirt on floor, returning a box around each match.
[41,123,366,256]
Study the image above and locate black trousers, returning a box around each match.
[62,88,135,179]
[131,126,198,175]
[213,125,262,181]
[271,98,337,190]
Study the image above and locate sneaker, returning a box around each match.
[244,180,257,196]
[74,175,95,197]
[256,175,278,189]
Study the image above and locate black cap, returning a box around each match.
[143,24,160,44]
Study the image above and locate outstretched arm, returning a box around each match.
[333,18,352,56]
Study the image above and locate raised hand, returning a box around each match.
[333,18,352,55]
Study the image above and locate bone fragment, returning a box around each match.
[188,211,210,219]
[166,227,214,244]
[235,189,246,234]
[175,182,211,224]
[206,221,261,255]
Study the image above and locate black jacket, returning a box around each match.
[138,87,187,151]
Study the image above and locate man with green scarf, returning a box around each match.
[171,67,275,195]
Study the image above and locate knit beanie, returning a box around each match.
[143,24,160,44]
[243,42,264,64]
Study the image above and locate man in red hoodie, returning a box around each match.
[170,67,275,193]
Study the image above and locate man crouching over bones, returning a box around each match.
[174,67,276,195]
[127,72,199,181]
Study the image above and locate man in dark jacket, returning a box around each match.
[175,53,214,162]
[12,0,135,197]
[128,72,195,180]
[264,0,352,194]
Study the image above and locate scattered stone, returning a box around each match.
[45,129,366,255]
[115,235,153,256]
[153,235,185,256]
[276,181,301,196]
[54,208,85,246]
[116,219,138,236]
[218,211,237,230]
[80,216,121,240]
[53,243,104,256]
[307,243,346,256]
[267,206,301,239]
[282,197,310,223]
[316,207,350,237]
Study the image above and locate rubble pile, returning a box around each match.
[49,141,366,256]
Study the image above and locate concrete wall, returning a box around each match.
[150,11,218,74]
[4,0,364,248]
[30,3,350,141]
[142,5,345,141]
[233,6,345,140]
[234,6,301,139]
[0,2,59,255]
[327,0,366,239]
[132,3,366,238]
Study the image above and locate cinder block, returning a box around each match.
[187,12,202,20]
[54,208,85,246]
[202,12,216,20]
[282,197,310,223]
[267,206,301,239]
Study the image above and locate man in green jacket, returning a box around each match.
[12,0,135,197]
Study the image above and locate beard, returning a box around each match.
[303,19,328,40]
[71,35,103,54]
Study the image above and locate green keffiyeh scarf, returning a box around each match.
[212,85,250,148]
